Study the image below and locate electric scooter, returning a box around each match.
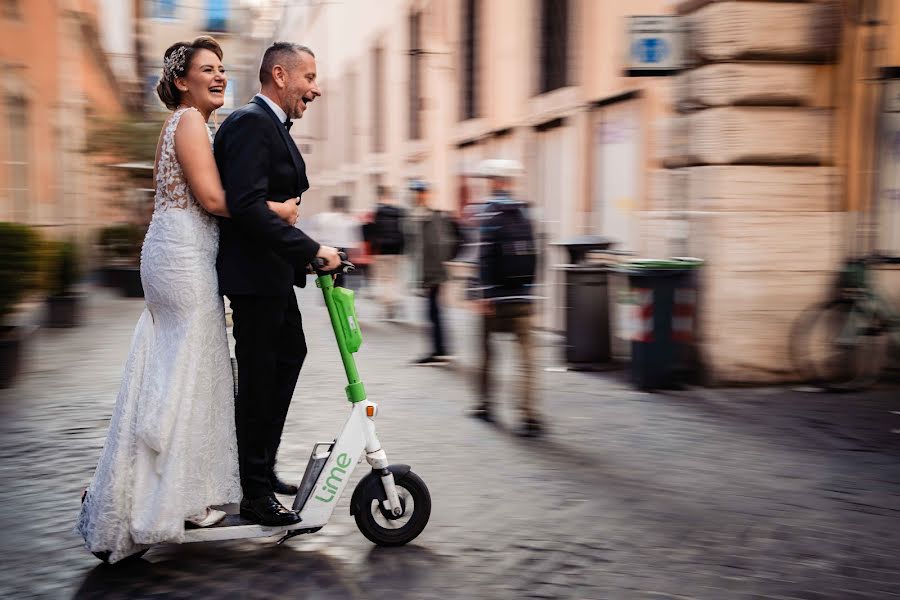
[84,255,431,562]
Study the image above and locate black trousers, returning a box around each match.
[228,293,306,499]
[427,283,447,356]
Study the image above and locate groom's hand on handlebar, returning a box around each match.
[315,245,342,271]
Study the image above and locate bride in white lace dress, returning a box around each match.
[76,37,300,563]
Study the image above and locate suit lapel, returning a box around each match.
[250,96,308,195]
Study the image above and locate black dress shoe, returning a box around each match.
[240,494,301,527]
[469,403,495,423]
[271,477,298,496]
[518,417,545,438]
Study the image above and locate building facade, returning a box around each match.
[272,0,900,383]
[138,0,284,118]
[273,0,676,330]
[0,0,127,245]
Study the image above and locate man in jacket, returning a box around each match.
[370,185,407,319]
[409,179,459,365]
[470,160,543,437]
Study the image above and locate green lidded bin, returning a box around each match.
[618,257,703,390]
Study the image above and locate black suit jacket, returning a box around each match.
[215,96,320,296]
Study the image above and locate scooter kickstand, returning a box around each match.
[277,526,321,545]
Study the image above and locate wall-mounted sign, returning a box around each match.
[626,16,684,76]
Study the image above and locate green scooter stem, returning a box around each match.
[317,273,366,403]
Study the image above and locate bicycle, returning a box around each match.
[790,254,900,391]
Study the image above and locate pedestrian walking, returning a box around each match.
[313,195,361,288]
[469,159,543,436]
[409,179,462,366]
[370,185,407,319]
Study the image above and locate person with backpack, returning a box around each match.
[470,159,543,436]
[370,185,407,319]
[409,179,462,366]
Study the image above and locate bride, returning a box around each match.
[76,36,300,563]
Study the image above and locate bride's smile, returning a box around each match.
[173,48,228,119]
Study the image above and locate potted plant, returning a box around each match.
[0,222,40,388]
[97,225,124,288]
[97,223,145,297]
[85,117,159,298]
[45,240,83,328]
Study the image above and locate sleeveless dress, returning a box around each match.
[75,107,241,563]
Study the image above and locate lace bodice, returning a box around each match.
[154,107,212,214]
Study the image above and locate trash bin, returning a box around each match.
[553,236,617,371]
[552,235,615,264]
[620,258,703,390]
[559,264,612,370]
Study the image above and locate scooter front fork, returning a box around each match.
[362,402,403,517]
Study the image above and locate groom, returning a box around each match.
[215,42,340,526]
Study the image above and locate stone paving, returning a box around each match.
[0,286,898,599]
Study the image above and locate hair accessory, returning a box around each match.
[163,45,189,80]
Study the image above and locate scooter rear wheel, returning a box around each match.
[353,470,431,546]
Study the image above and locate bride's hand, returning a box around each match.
[267,198,300,225]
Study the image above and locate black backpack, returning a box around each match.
[373,204,406,254]
[485,202,537,287]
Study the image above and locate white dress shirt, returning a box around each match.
[254,93,288,125]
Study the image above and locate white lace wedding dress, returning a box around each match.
[76,107,241,563]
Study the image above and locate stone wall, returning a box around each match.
[649,0,845,383]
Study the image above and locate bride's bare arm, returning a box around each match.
[173,109,229,216]
[174,110,294,223]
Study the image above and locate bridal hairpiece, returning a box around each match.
[163,45,189,80]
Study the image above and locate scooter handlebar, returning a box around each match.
[310,250,355,275]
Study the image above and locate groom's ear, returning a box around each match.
[271,64,287,89]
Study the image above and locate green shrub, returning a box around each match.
[0,222,41,323]
[97,223,145,264]
[42,239,80,296]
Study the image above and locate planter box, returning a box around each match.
[0,326,27,389]
[110,266,144,298]
[45,294,82,328]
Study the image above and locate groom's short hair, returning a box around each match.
[259,42,315,85]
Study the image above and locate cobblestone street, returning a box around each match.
[1,288,898,600]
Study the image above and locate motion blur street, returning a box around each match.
[0,288,898,599]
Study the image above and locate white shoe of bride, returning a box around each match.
[185,507,227,528]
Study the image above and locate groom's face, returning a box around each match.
[284,51,321,120]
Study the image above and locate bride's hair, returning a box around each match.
[156,36,224,111]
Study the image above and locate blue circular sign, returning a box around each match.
[632,37,670,64]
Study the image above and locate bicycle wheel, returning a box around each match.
[790,299,888,391]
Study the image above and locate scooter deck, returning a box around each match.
[181,514,317,543]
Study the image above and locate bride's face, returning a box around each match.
[175,49,227,113]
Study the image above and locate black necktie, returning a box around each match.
[284,117,293,131]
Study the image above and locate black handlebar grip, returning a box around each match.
[310,251,354,274]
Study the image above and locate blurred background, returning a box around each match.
[1,0,899,386]
[1,1,900,598]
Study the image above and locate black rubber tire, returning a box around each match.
[790,299,887,392]
[353,471,431,547]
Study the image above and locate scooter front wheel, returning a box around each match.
[353,470,431,546]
